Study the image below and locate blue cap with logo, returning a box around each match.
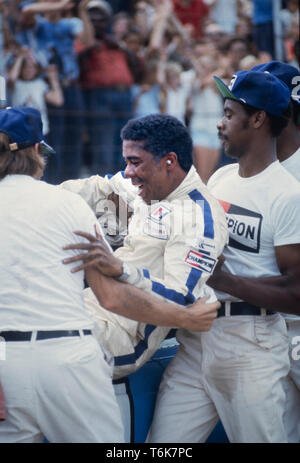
[0,106,55,155]
[213,70,291,117]
[251,61,300,105]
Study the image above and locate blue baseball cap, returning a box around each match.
[213,70,291,117]
[251,61,300,105]
[0,107,55,155]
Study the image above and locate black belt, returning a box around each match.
[217,302,275,318]
[0,330,92,342]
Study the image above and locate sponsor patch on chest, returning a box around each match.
[185,250,217,274]
[143,217,168,240]
[218,199,262,253]
[150,205,171,221]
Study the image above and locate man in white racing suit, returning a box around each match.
[62,114,228,379]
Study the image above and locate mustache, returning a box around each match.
[218,132,228,140]
[131,178,144,186]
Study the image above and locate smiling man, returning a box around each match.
[61,114,228,380]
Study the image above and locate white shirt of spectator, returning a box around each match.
[281,146,300,182]
[207,161,300,302]
[11,79,50,135]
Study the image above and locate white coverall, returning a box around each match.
[61,167,228,379]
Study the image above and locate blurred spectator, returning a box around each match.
[172,0,210,38]
[77,0,138,175]
[15,2,49,68]
[235,16,253,41]
[2,0,294,184]
[111,11,131,41]
[132,1,156,42]
[280,0,299,37]
[20,0,92,184]
[224,36,250,71]
[251,0,274,58]
[7,47,63,136]
[123,28,146,82]
[239,53,259,70]
[123,27,144,54]
[203,22,229,49]
[130,0,192,120]
[131,59,162,117]
[191,35,219,62]
[280,0,299,67]
[188,55,223,183]
[158,56,193,123]
[204,0,239,34]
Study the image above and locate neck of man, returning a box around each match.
[237,134,277,178]
[165,168,188,197]
[276,121,300,162]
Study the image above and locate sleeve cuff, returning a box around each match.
[117,263,142,286]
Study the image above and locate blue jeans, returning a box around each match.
[44,84,84,184]
[82,87,133,176]
[252,22,274,57]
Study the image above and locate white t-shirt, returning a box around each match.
[0,175,100,331]
[281,146,300,182]
[207,161,300,305]
[281,146,300,320]
[11,79,50,135]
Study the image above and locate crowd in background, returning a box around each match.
[1,0,299,184]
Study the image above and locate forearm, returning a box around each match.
[45,78,64,106]
[77,8,96,47]
[169,14,189,42]
[7,56,23,84]
[209,271,300,315]
[85,268,186,327]
[22,0,69,16]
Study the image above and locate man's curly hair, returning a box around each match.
[121,114,193,172]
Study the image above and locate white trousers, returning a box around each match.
[147,314,290,443]
[0,332,124,443]
[283,318,300,443]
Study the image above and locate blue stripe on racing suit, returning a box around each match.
[114,188,215,366]
[114,324,157,366]
[188,189,215,239]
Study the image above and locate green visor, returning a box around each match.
[213,76,240,102]
[38,140,56,156]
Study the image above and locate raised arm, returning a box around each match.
[76,0,97,48]
[21,0,74,18]
[44,65,64,107]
